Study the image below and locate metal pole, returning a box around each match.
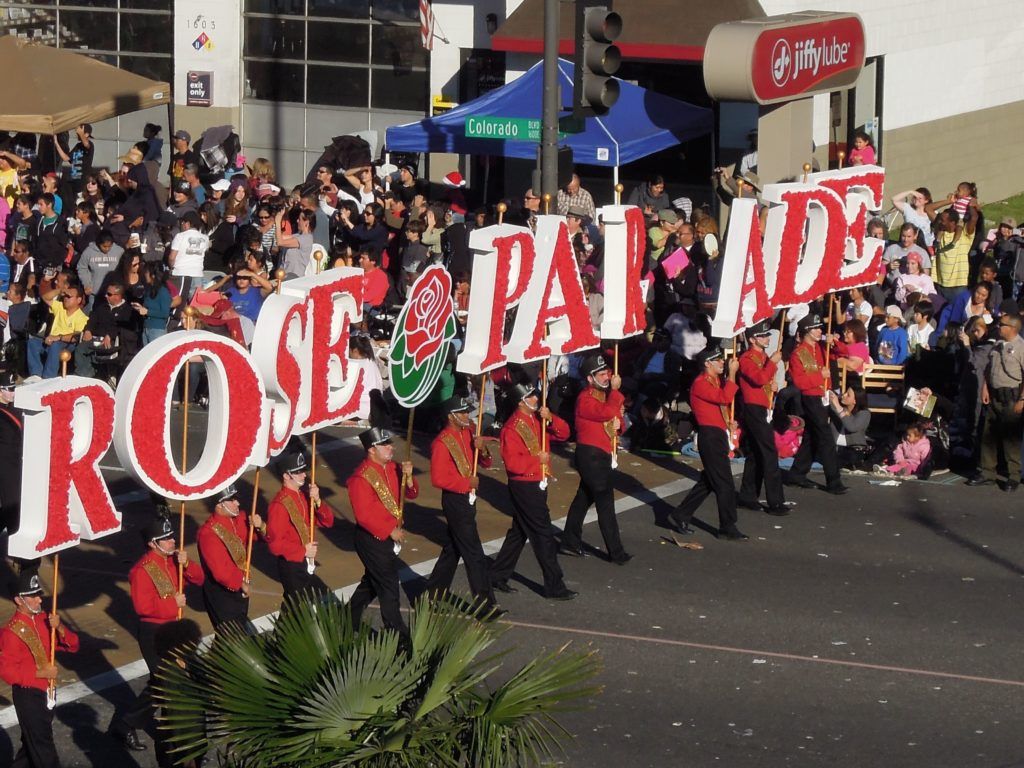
[541,0,560,199]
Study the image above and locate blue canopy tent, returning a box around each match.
[385,59,713,181]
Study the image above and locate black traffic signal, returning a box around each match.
[574,4,622,115]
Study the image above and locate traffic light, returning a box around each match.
[574,4,622,115]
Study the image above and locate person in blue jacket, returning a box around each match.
[875,305,910,366]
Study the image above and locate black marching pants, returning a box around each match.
[738,403,785,508]
[492,480,566,595]
[12,686,59,768]
[349,527,408,637]
[426,491,495,604]
[671,426,739,533]
[562,445,626,558]
[788,394,841,487]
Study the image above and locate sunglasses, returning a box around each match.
[257,215,271,221]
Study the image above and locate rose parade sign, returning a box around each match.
[389,265,458,408]
[8,166,882,560]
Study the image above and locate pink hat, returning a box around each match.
[907,251,922,264]
[443,171,466,188]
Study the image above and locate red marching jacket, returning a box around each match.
[501,408,570,482]
[265,486,335,563]
[574,387,625,454]
[690,374,738,430]
[130,549,204,625]
[0,611,79,691]
[348,458,419,541]
[789,340,830,396]
[198,512,253,592]
[430,424,491,494]
[738,347,777,408]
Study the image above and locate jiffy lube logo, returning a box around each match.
[388,265,458,408]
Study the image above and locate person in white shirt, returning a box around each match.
[167,210,209,301]
[891,188,935,248]
[907,300,935,354]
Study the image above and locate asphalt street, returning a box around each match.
[3,419,1024,766]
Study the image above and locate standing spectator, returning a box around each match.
[142,123,164,163]
[627,174,670,219]
[933,208,977,301]
[34,193,68,271]
[892,188,935,249]
[77,230,123,308]
[6,195,38,250]
[167,211,208,300]
[276,208,315,278]
[875,305,910,366]
[54,123,93,197]
[848,130,876,166]
[907,300,935,354]
[556,172,596,221]
[133,262,172,345]
[967,314,1024,490]
[168,129,198,189]
[69,201,100,258]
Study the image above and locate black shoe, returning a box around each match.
[736,497,762,511]
[609,552,633,565]
[825,483,849,495]
[558,543,586,557]
[764,506,790,516]
[547,587,579,601]
[120,728,148,752]
[965,476,992,487]
[1003,481,1019,493]
[719,529,750,541]
[667,516,694,535]
[784,475,817,489]
[493,580,517,594]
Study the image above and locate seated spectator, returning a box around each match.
[359,246,390,311]
[884,224,932,273]
[832,319,872,375]
[874,422,932,477]
[977,259,1003,311]
[907,300,935,354]
[874,305,910,366]
[401,219,428,274]
[842,285,873,325]
[27,281,88,378]
[894,252,936,307]
[9,239,36,291]
[932,281,995,344]
[827,386,871,468]
[626,174,670,220]
[133,262,172,345]
[625,398,684,452]
[70,201,100,258]
[74,281,139,380]
[220,269,266,324]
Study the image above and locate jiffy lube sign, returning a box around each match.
[389,265,458,408]
[703,12,866,105]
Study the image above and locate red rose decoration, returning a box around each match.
[404,269,455,368]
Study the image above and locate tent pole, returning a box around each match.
[613,165,619,191]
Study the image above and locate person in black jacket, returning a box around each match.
[108,164,160,246]
[73,280,140,379]
[34,193,68,271]
[0,371,23,539]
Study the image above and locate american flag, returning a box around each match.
[419,0,434,50]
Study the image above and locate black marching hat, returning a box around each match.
[443,396,472,414]
[277,450,308,475]
[216,484,239,504]
[797,313,825,333]
[582,352,610,377]
[14,571,44,598]
[359,427,393,450]
[145,516,175,543]
[745,320,773,338]
[697,344,725,365]
[510,382,538,402]
[0,370,15,389]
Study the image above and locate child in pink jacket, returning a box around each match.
[878,423,931,476]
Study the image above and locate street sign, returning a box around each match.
[465,116,542,141]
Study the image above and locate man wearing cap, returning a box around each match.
[168,129,198,190]
[348,428,418,635]
[491,383,577,600]
[0,571,80,767]
[649,209,678,261]
[561,353,631,564]
[197,484,264,633]
[168,210,209,304]
[168,179,199,218]
[737,321,788,516]
[265,449,335,600]
[110,516,204,751]
[785,314,849,495]
[668,345,748,540]
[0,371,24,539]
[424,397,496,609]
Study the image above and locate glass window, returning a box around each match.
[120,11,172,54]
[59,0,117,7]
[245,0,304,15]
[0,1,56,6]
[59,9,116,51]
[0,5,55,36]
[245,60,304,102]
[307,64,368,108]
[308,0,368,19]
[119,54,171,83]
[371,0,416,22]
[245,16,305,60]
[119,0,171,9]
[371,24,425,69]
[370,66,424,111]
[307,20,367,63]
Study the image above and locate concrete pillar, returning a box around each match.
[757,98,814,185]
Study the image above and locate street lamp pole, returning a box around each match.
[540,0,560,200]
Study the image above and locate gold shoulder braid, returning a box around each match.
[440,431,472,477]
[142,558,176,600]
[757,352,773,400]
[280,494,311,543]
[358,463,402,522]
[514,416,541,455]
[211,520,246,569]
[795,346,818,372]
[12,617,48,670]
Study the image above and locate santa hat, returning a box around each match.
[443,171,466,188]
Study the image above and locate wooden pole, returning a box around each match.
[823,294,837,372]
[244,467,260,580]
[305,432,318,573]
[46,553,59,706]
[728,335,739,422]
[769,309,788,411]
[399,408,415,514]
[177,307,196,618]
[611,342,620,459]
